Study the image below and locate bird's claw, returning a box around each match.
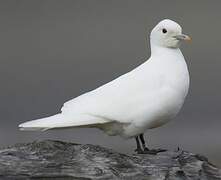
[134,148,143,154]
[142,148,167,155]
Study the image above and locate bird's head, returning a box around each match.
[150,19,191,49]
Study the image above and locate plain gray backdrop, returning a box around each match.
[1,0,221,166]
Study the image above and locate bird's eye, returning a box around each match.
[162,28,167,34]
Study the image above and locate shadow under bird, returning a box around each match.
[19,19,191,154]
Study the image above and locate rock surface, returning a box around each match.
[0,140,220,180]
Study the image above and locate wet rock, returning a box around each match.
[0,140,220,180]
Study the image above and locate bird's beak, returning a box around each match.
[174,34,191,42]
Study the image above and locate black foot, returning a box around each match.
[176,146,181,152]
[143,147,150,151]
[143,148,167,155]
[134,148,143,154]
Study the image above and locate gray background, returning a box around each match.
[1,0,221,166]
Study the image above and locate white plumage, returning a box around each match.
[19,19,190,139]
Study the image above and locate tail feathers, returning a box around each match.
[19,114,64,131]
[18,113,110,131]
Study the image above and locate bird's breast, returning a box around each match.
[131,54,190,131]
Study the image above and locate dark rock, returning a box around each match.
[0,140,220,180]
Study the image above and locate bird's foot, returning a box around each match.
[175,146,181,152]
[143,148,167,155]
[134,148,144,154]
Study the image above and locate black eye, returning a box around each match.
[162,28,167,34]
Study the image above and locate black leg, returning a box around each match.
[134,136,143,154]
[139,133,167,154]
[139,134,149,151]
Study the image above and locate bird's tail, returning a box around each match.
[19,114,66,131]
[18,113,110,131]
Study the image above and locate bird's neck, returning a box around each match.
[149,44,186,70]
[150,44,181,57]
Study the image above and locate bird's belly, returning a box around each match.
[145,88,185,127]
[122,87,186,138]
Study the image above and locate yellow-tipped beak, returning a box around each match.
[174,34,191,42]
[184,35,192,42]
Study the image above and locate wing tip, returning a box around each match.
[18,123,49,131]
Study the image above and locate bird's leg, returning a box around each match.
[140,133,167,154]
[134,136,143,154]
[139,134,149,151]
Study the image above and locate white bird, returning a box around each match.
[19,19,191,154]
